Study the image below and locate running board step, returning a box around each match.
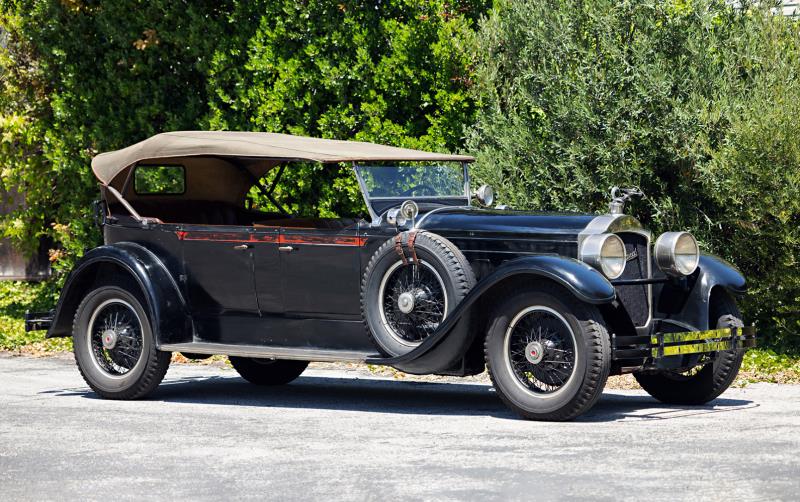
[158,342,379,363]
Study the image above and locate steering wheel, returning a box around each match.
[399,184,438,197]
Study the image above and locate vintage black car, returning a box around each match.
[26,131,756,420]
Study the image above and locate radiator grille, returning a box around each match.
[615,232,651,326]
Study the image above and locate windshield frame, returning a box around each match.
[352,162,471,221]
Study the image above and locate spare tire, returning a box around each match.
[361,231,476,357]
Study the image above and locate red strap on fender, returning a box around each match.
[407,230,420,265]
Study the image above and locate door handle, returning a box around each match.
[278,246,294,252]
[233,244,252,250]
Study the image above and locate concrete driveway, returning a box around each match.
[1,354,798,501]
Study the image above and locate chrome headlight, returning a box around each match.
[474,184,495,206]
[580,233,626,279]
[386,200,419,228]
[654,231,699,276]
[386,208,406,227]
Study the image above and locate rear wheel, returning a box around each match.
[634,292,744,404]
[484,284,611,421]
[229,357,308,385]
[72,283,171,399]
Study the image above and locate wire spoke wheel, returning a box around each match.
[504,306,577,395]
[87,299,144,377]
[378,260,448,345]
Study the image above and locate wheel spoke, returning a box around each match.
[506,308,577,395]
[381,261,447,344]
[88,300,144,377]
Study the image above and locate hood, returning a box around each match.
[415,207,597,239]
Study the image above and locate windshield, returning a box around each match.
[356,164,467,199]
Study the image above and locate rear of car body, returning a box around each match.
[27,131,756,420]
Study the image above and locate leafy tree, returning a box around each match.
[206,0,488,216]
[0,0,237,270]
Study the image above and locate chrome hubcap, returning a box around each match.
[101,329,119,350]
[398,292,415,314]
[524,341,545,364]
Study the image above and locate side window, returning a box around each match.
[134,164,186,195]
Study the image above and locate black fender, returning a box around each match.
[46,242,189,345]
[366,255,616,374]
[655,254,746,331]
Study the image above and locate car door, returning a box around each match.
[277,221,364,316]
[179,226,260,315]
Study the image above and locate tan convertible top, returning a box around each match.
[92,131,474,184]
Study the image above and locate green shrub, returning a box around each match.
[204,0,488,216]
[467,0,800,348]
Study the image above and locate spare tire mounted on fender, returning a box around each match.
[361,231,476,357]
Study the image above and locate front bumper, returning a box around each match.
[613,326,757,361]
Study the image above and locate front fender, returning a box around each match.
[654,254,746,331]
[367,255,615,373]
[47,242,189,345]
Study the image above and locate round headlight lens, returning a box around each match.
[475,184,495,207]
[580,233,626,279]
[654,231,699,276]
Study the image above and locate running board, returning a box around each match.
[158,342,379,363]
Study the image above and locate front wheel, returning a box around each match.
[229,357,308,385]
[72,283,171,399]
[634,292,745,405]
[484,284,611,421]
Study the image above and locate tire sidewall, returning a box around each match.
[73,286,154,394]
[363,235,465,356]
[486,290,591,415]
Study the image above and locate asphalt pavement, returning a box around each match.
[1,354,798,501]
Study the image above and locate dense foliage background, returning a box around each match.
[467,0,800,349]
[0,0,798,352]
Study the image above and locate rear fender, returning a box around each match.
[46,243,189,345]
[367,255,615,374]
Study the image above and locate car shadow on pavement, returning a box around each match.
[46,372,756,422]
[580,392,757,422]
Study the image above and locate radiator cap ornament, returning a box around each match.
[609,186,643,215]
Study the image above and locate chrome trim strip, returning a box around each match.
[462,162,471,204]
[104,184,143,222]
[159,342,378,362]
[577,214,651,245]
[352,163,379,222]
[369,195,470,201]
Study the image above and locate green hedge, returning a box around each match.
[467,0,800,349]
